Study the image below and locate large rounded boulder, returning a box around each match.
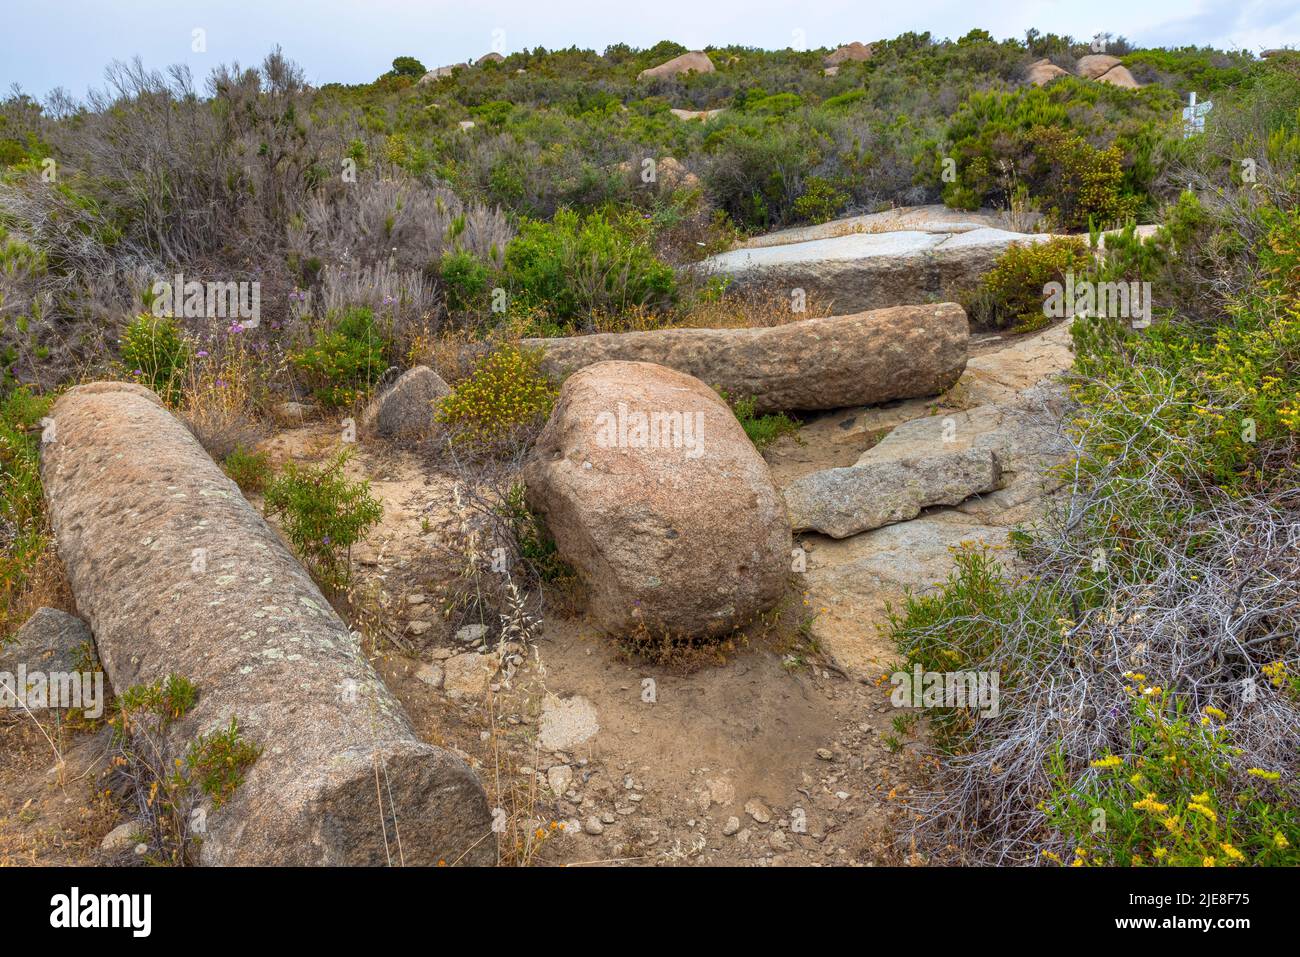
[523,361,791,639]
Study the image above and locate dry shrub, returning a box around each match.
[178,325,278,461]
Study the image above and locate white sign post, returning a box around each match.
[1182,91,1212,138]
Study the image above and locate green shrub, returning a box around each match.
[966,236,1093,331]
[721,391,800,452]
[439,249,493,314]
[504,208,676,326]
[435,344,557,449]
[290,307,389,408]
[117,674,199,726]
[388,56,426,79]
[264,450,383,590]
[222,444,272,494]
[120,313,191,404]
[184,717,262,810]
[0,386,52,636]
[1029,127,1141,231]
[791,176,849,224]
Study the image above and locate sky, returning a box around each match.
[2,0,1298,100]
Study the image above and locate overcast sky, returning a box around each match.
[3,0,1298,100]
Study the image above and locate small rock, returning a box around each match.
[442,652,494,697]
[415,662,443,688]
[816,748,834,761]
[407,593,428,606]
[133,843,149,857]
[770,829,792,852]
[407,621,432,636]
[583,816,605,835]
[707,778,735,806]
[270,400,313,427]
[745,799,772,824]
[722,816,741,836]
[100,821,138,854]
[455,623,489,646]
[547,765,573,798]
[359,366,450,439]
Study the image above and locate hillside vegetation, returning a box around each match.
[1,30,1297,868]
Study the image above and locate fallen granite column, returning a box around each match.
[524,303,969,413]
[41,382,494,866]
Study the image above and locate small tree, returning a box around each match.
[390,56,427,78]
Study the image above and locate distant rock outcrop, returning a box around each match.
[1027,58,1070,86]
[824,42,872,66]
[1076,53,1121,79]
[417,64,462,84]
[669,108,725,122]
[1097,65,1141,88]
[1026,54,1142,89]
[524,304,969,414]
[524,361,790,639]
[638,51,715,81]
[475,52,504,66]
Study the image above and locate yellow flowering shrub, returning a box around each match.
[435,343,556,449]
[1044,685,1300,867]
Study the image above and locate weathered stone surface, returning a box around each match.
[701,226,1053,316]
[737,204,1019,250]
[523,361,791,638]
[638,51,715,80]
[1027,58,1071,85]
[785,381,1070,541]
[960,318,1075,407]
[1,607,90,676]
[526,304,969,414]
[360,365,450,440]
[1076,54,1122,79]
[825,42,872,66]
[40,381,494,866]
[785,448,1001,538]
[802,512,1013,676]
[778,322,1079,678]
[442,652,494,698]
[1097,65,1141,89]
[0,608,96,715]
